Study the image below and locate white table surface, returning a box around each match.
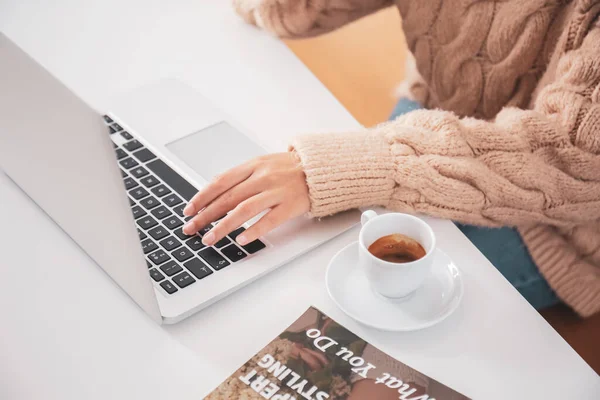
[0,1,598,399]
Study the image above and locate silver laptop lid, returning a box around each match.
[0,33,162,323]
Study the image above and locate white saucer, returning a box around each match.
[326,242,463,332]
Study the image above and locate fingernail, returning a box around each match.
[183,221,195,234]
[183,203,195,216]
[237,234,248,246]
[202,231,215,246]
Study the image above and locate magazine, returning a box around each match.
[205,307,469,400]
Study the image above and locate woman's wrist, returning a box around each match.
[289,131,396,217]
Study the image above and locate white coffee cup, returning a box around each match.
[359,210,437,299]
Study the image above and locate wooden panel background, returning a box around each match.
[285,8,406,127]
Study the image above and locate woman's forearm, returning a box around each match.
[291,25,600,228]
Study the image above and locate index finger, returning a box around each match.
[183,162,254,216]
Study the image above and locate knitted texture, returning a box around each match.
[235,0,600,317]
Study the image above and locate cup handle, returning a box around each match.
[361,210,377,226]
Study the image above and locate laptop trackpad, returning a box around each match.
[166,121,266,180]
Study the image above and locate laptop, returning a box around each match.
[0,34,359,324]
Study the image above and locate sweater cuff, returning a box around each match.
[289,131,396,217]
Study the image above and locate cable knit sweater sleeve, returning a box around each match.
[232,0,393,38]
[290,25,600,228]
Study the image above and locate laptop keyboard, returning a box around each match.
[103,115,266,295]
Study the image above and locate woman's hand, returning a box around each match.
[182,152,310,246]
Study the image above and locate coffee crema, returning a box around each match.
[368,233,426,263]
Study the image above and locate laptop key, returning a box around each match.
[130,166,149,179]
[172,247,193,262]
[184,258,213,280]
[133,148,156,163]
[137,229,147,240]
[137,216,158,230]
[228,227,246,241]
[148,226,169,240]
[173,271,195,288]
[198,247,230,270]
[111,123,123,132]
[140,196,160,210]
[146,159,197,201]
[119,157,138,170]
[123,177,138,190]
[129,197,135,206]
[109,125,117,134]
[123,139,143,152]
[148,249,170,265]
[172,204,185,217]
[163,194,182,207]
[197,225,212,236]
[160,261,183,277]
[129,187,149,200]
[131,206,146,219]
[103,115,113,123]
[149,269,165,282]
[174,227,193,241]
[214,236,231,248]
[159,236,181,251]
[185,236,205,251]
[120,131,133,140]
[243,239,266,254]
[141,239,158,254]
[140,175,159,188]
[151,206,172,220]
[115,148,127,160]
[121,169,128,178]
[221,244,247,262]
[159,280,178,294]
[164,216,183,230]
[151,184,171,198]
[146,261,152,268]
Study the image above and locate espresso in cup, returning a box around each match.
[359,211,436,298]
[368,234,426,263]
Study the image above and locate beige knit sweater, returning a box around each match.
[234,0,600,317]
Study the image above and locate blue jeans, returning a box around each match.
[390,98,559,310]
